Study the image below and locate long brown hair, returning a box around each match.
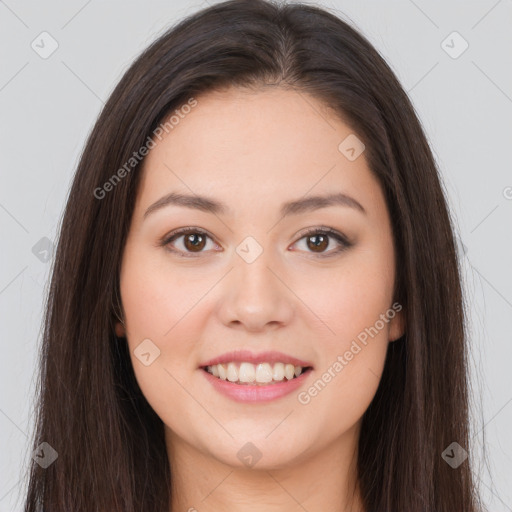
[23,1,483,510]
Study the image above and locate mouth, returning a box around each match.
[200,362,314,386]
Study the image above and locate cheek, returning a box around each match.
[120,244,209,340]
[118,248,208,430]
[294,247,394,417]
[300,246,395,347]
[118,247,201,390]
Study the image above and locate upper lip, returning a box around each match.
[200,350,313,368]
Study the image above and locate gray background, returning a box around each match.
[1,0,511,510]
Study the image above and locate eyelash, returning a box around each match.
[160,226,352,259]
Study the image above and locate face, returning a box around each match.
[117,86,404,470]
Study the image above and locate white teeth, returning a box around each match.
[239,362,256,383]
[272,362,285,381]
[255,363,273,383]
[284,364,295,380]
[226,362,238,382]
[217,363,227,380]
[205,361,307,384]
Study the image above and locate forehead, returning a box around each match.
[151,86,345,161]
[136,87,383,218]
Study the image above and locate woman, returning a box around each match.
[24,0,484,510]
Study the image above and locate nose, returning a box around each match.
[216,246,295,332]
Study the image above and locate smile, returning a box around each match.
[203,361,312,385]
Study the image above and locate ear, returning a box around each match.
[388,309,405,342]
[115,321,126,338]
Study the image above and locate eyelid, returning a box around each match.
[291,226,352,257]
[159,227,219,258]
[295,226,351,245]
[160,226,352,257]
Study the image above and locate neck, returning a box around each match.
[166,424,365,512]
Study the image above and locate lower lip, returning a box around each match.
[201,368,313,403]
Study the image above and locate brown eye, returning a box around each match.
[183,232,206,252]
[162,228,217,257]
[306,234,329,253]
[293,227,351,257]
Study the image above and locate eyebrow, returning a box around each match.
[143,191,366,220]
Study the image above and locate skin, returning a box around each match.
[116,86,404,512]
